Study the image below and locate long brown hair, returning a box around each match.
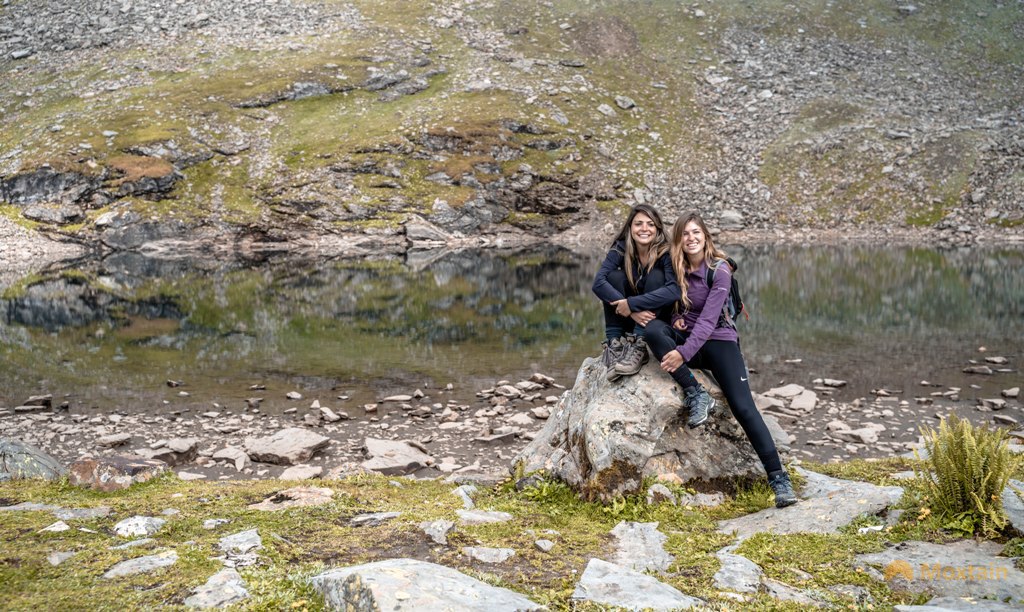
[612,204,669,290]
[670,212,728,311]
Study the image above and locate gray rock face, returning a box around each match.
[456,509,513,525]
[244,428,330,465]
[310,558,544,611]
[68,455,167,492]
[102,550,179,579]
[350,512,401,527]
[360,437,433,475]
[184,568,249,609]
[571,558,704,610]
[515,358,787,500]
[857,540,1024,605]
[1002,479,1023,535]
[718,468,904,540]
[609,521,673,573]
[0,438,66,481]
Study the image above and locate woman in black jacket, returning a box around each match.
[591,204,680,382]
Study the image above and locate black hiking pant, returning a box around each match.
[602,267,673,341]
[644,319,784,475]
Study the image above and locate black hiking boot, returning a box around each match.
[768,470,798,508]
[614,334,649,377]
[683,385,716,428]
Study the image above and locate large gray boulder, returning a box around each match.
[514,357,788,500]
[0,438,66,481]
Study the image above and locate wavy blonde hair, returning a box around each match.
[670,212,729,312]
[612,204,670,290]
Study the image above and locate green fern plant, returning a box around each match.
[914,414,1022,537]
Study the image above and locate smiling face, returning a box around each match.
[630,212,657,250]
[680,220,706,262]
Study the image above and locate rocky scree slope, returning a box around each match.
[1,0,1023,259]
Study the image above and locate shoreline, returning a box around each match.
[2,216,1023,290]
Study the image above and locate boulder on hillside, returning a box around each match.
[0,438,67,481]
[514,357,790,501]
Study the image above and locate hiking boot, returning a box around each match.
[614,334,649,376]
[603,337,626,381]
[683,385,716,428]
[768,470,798,508]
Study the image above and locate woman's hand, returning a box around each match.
[611,299,631,317]
[630,310,655,327]
[672,318,687,331]
[661,350,684,373]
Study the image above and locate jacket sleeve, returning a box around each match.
[676,262,731,363]
[626,252,680,312]
[592,244,625,304]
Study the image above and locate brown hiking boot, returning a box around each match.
[614,334,649,376]
[601,337,626,368]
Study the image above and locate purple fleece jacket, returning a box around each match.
[670,259,739,362]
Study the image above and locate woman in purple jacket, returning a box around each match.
[644,212,798,508]
[591,204,680,382]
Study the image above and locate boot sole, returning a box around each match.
[775,496,798,508]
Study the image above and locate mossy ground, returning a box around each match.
[3,455,1021,610]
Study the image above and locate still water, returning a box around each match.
[1,245,1022,411]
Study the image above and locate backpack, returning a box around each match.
[706,257,748,328]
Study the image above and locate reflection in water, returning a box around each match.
[1,245,1022,407]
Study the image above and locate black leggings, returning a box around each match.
[645,319,783,475]
[602,267,673,340]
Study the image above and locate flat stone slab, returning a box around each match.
[350,512,401,527]
[360,437,434,475]
[718,468,904,540]
[895,596,1024,611]
[184,568,249,608]
[114,516,166,538]
[102,550,178,579]
[857,540,1024,605]
[0,502,111,520]
[248,486,334,511]
[609,521,673,573]
[463,546,515,563]
[571,558,704,610]
[456,509,513,525]
[310,558,543,611]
